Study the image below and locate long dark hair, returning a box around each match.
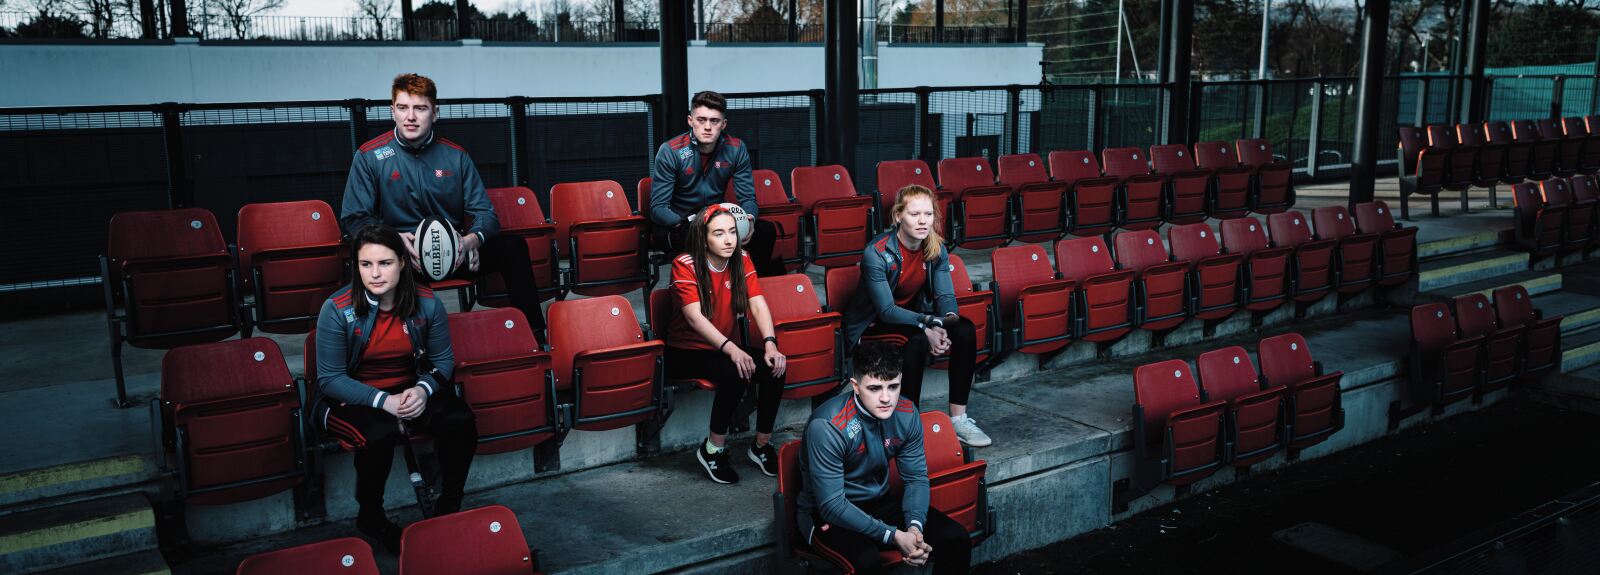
[684,205,748,321]
[350,224,420,319]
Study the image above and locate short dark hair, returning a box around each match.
[690,91,727,115]
[852,341,903,382]
[350,224,420,319]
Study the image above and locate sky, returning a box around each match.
[278,1,522,19]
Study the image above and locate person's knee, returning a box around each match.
[926,514,970,549]
[950,318,977,346]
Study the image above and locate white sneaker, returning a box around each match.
[951,415,993,447]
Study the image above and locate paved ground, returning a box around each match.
[974,397,1600,574]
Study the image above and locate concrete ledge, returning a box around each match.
[0,493,155,574]
[48,549,170,575]
[1417,250,1529,293]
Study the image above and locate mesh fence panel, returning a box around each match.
[1561,77,1598,117]
[1100,85,1165,150]
[1487,77,1557,122]
[1259,79,1316,173]
[858,91,921,197]
[725,93,817,192]
[1195,83,1258,144]
[927,88,1012,163]
[525,99,654,211]
[1034,85,1095,153]
[182,105,354,241]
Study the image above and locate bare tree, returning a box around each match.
[352,0,394,39]
[209,0,284,39]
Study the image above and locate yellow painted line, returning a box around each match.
[0,508,152,554]
[1562,307,1600,333]
[0,455,145,496]
[1418,232,1504,258]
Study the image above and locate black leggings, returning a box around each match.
[661,218,785,277]
[323,390,478,513]
[452,234,546,333]
[809,497,972,575]
[666,346,784,436]
[859,316,977,406]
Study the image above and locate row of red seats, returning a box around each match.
[1511,175,1600,261]
[1119,332,1344,508]
[1398,116,1600,219]
[237,505,541,574]
[1408,284,1563,410]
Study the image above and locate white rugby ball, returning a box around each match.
[716,202,754,244]
[414,217,461,282]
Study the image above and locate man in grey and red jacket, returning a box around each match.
[797,341,971,573]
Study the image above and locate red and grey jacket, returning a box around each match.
[340,128,497,241]
[841,227,959,346]
[312,284,454,423]
[648,130,756,227]
[797,391,929,545]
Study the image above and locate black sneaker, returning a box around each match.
[356,511,403,554]
[696,443,740,484]
[748,442,778,477]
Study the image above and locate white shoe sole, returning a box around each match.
[956,433,993,447]
[748,449,777,477]
[696,449,736,484]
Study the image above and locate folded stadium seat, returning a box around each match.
[1409,303,1483,407]
[1428,125,1478,214]
[1266,212,1336,303]
[1486,120,1533,184]
[1541,118,1583,177]
[1457,123,1508,208]
[1149,144,1214,224]
[634,178,663,255]
[1114,230,1191,332]
[749,274,846,399]
[1562,117,1600,174]
[1193,141,1254,219]
[1516,119,1559,180]
[1048,149,1120,236]
[997,153,1069,242]
[1167,223,1243,321]
[1256,333,1345,449]
[937,254,1000,368]
[991,244,1076,354]
[792,165,876,268]
[479,186,562,307]
[236,200,345,335]
[158,338,305,509]
[549,180,653,298]
[1236,138,1296,213]
[1493,284,1563,379]
[1352,201,1419,287]
[237,537,378,575]
[822,265,911,354]
[104,208,243,406]
[1540,177,1596,255]
[1510,181,1568,261]
[646,290,716,393]
[448,308,562,454]
[876,159,952,235]
[920,411,995,540]
[1130,359,1226,489]
[1395,126,1447,220]
[1571,174,1600,253]
[1219,218,1292,312]
[398,505,543,575]
[736,169,808,271]
[547,295,665,431]
[1311,206,1379,295]
[773,441,905,573]
[937,157,1015,248]
[1196,346,1285,468]
[1101,147,1165,230]
[1053,236,1135,342]
[1454,293,1524,392]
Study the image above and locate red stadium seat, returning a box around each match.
[991,244,1075,354]
[731,169,807,270]
[998,153,1069,242]
[1167,223,1242,321]
[1048,150,1119,236]
[938,157,1015,248]
[876,159,950,234]
[942,254,1000,368]
[104,208,243,406]
[1486,120,1532,184]
[1511,181,1567,260]
[1353,201,1419,287]
[549,180,652,298]
[1114,230,1190,332]
[1219,218,1291,312]
[236,200,344,335]
[1409,303,1482,406]
[1428,124,1477,212]
[1561,117,1599,175]
[646,289,715,392]
[773,441,905,573]
[1493,284,1563,379]
[1197,346,1284,467]
[449,308,561,454]
[1257,333,1344,449]
[547,295,664,431]
[1311,206,1379,294]
[237,537,378,575]
[1571,174,1600,252]
[1053,236,1134,342]
[1149,144,1211,224]
[1101,147,1165,230]
[398,505,542,575]
[1543,118,1583,177]
[1516,119,1558,180]
[1456,124,1507,194]
[1193,141,1253,219]
[635,177,667,254]
[159,338,304,506]
[822,265,910,351]
[1236,138,1295,213]
[920,411,993,538]
[1541,178,1596,254]
[1266,212,1336,303]
[1131,360,1226,487]
[792,165,876,268]
[750,274,845,399]
[1454,293,1523,392]
[1396,126,1446,219]
[480,186,562,306]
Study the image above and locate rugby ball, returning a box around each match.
[414,217,461,282]
[716,202,755,244]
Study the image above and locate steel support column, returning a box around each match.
[1018,0,1030,40]
[1165,0,1194,146]
[1349,0,1391,206]
[825,0,860,168]
[169,0,188,37]
[455,0,472,39]
[935,0,945,43]
[660,0,690,141]
[401,0,415,41]
[614,0,627,41]
[1462,0,1489,122]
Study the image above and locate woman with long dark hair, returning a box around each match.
[312,224,478,552]
[667,204,788,484]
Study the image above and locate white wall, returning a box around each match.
[0,40,1043,107]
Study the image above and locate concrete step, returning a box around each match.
[1561,326,1600,374]
[1409,270,1563,306]
[1536,292,1600,335]
[0,455,153,514]
[47,549,169,575]
[1416,249,1530,293]
[1416,226,1510,259]
[0,493,156,574]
